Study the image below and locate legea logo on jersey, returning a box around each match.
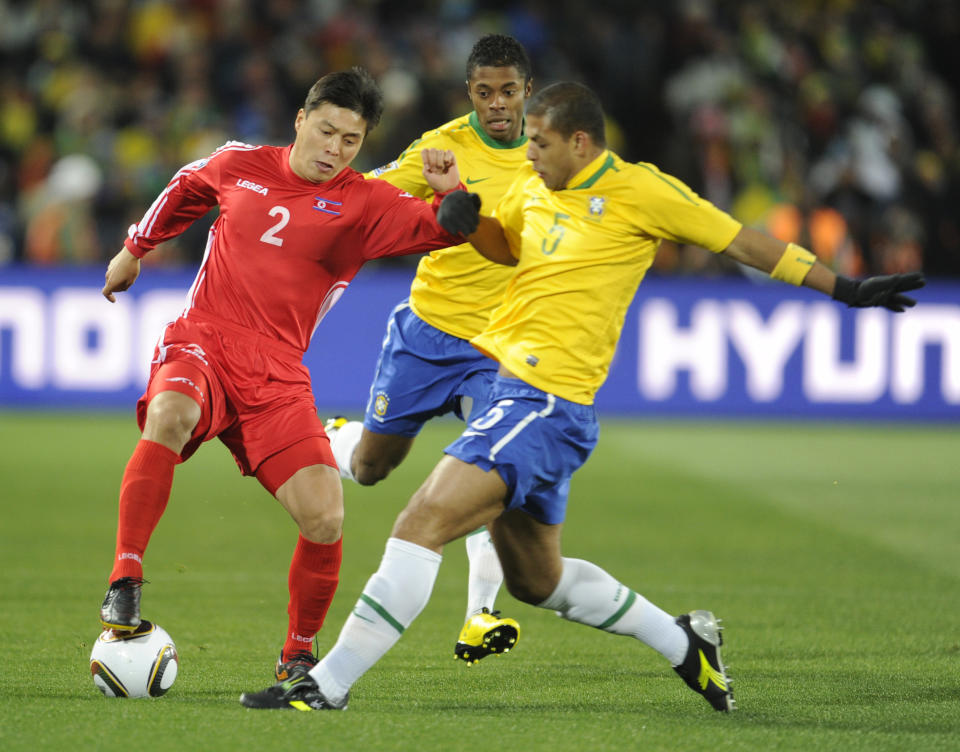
[236,178,268,195]
[314,196,343,216]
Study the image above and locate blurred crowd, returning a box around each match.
[1,0,958,276]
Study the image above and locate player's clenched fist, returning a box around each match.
[421,148,461,194]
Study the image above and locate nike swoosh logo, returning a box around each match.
[352,610,375,624]
[462,430,487,437]
[465,177,490,185]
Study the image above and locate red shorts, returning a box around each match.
[137,310,335,494]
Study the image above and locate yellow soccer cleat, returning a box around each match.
[454,608,520,666]
[323,415,348,436]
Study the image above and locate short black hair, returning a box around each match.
[526,82,606,147]
[303,67,384,133]
[466,34,533,84]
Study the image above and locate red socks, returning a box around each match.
[109,439,342,661]
[108,439,179,582]
[283,535,343,660]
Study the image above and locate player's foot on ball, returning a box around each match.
[240,674,346,711]
[672,610,735,712]
[99,576,145,632]
[275,649,318,681]
[454,608,520,666]
[323,415,348,437]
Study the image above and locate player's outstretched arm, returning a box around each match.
[722,226,924,312]
[102,247,141,302]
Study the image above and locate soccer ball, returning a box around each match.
[90,620,179,698]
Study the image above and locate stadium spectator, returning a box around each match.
[96,68,473,683]
[238,81,923,713]
[22,152,101,263]
[0,1,956,276]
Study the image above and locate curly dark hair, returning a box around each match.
[303,67,384,133]
[466,34,533,84]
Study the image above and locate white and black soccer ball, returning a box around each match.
[90,620,179,698]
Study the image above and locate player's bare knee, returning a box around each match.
[353,442,405,486]
[392,495,448,548]
[144,394,198,449]
[297,504,344,543]
[353,459,390,486]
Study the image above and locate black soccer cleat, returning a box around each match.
[99,577,145,632]
[240,674,346,711]
[275,649,318,682]
[673,610,735,712]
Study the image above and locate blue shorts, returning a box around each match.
[445,376,599,525]
[363,302,498,437]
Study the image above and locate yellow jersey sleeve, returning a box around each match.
[366,113,530,340]
[491,167,532,260]
[364,137,432,198]
[625,161,741,252]
[473,151,742,405]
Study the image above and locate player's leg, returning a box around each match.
[454,368,507,635]
[258,445,345,681]
[347,427,415,486]
[491,508,734,712]
[463,527,503,619]
[327,302,475,486]
[240,455,507,710]
[100,361,210,631]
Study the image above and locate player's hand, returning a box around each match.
[437,191,481,236]
[421,148,460,194]
[102,247,141,302]
[832,272,925,312]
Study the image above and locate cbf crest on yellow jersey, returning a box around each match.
[365,112,528,340]
[471,150,743,405]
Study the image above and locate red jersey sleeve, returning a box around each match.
[357,178,461,260]
[123,145,230,258]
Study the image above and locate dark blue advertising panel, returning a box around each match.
[1,266,957,420]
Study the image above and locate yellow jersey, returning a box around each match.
[471,150,743,405]
[365,112,528,340]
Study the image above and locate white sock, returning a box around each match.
[329,420,363,483]
[464,528,504,619]
[537,557,689,665]
[309,537,441,704]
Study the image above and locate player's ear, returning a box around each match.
[524,80,533,98]
[294,108,306,133]
[572,130,587,155]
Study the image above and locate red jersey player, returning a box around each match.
[98,68,472,682]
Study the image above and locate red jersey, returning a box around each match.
[124,141,459,353]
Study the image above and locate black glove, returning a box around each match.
[437,191,481,236]
[832,272,925,313]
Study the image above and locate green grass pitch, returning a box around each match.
[1,412,958,751]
